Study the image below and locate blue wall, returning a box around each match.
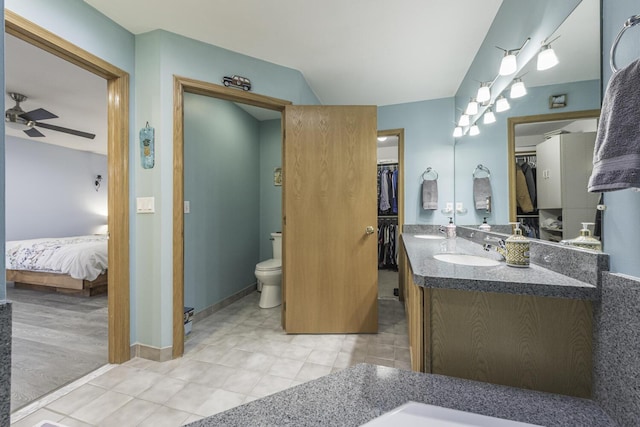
[378,97,455,225]
[259,119,283,261]
[5,137,108,241]
[601,0,640,277]
[454,79,601,225]
[183,94,260,312]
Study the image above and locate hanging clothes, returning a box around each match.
[377,164,399,216]
[378,219,398,270]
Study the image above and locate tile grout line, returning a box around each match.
[10,364,117,424]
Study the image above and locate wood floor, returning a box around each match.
[7,283,108,411]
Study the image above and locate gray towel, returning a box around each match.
[588,58,640,192]
[422,179,438,210]
[473,177,492,210]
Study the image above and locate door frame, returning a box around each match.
[172,75,291,357]
[5,10,131,363]
[507,109,600,222]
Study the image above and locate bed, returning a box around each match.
[6,235,108,296]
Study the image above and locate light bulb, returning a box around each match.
[477,84,491,104]
[469,124,480,136]
[495,96,510,113]
[453,126,463,138]
[483,108,496,124]
[510,79,527,98]
[458,114,470,127]
[537,45,559,70]
[465,98,478,116]
[499,52,517,76]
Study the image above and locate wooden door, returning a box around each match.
[283,105,378,334]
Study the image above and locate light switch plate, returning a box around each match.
[456,202,463,211]
[184,201,190,214]
[136,197,155,213]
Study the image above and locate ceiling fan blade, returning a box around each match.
[24,127,45,138]
[34,122,96,139]
[19,108,58,122]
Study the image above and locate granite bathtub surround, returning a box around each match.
[0,302,11,427]
[186,363,617,426]
[593,272,640,426]
[455,225,609,289]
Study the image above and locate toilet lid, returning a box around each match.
[256,259,281,271]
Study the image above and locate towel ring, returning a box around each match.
[473,164,491,179]
[422,167,438,181]
[610,14,640,72]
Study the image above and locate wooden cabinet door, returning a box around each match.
[283,105,378,333]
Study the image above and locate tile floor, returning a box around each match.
[11,291,409,427]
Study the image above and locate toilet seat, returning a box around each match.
[256,258,281,271]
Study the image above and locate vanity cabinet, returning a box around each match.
[399,242,593,398]
[536,132,599,241]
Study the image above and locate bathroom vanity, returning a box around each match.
[399,226,607,398]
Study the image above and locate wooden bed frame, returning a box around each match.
[6,270,108,296]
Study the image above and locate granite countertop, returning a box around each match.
[186,364,616,427]
[402,233,599,300]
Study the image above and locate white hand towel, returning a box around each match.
[422,179,438,210]
[588,58,640,192]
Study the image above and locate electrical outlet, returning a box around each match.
[446,202,453,211]
[456,202,463,211]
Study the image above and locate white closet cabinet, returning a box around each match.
[536,132,599,241]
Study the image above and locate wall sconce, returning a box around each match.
[469,124,480,136]
[510,78,527,98]
[483,107,496,124]
[476,82,491,104]
[496,38,530,76]
[94,174,102,192]
[537,36,560,71]
[495,95,511,113]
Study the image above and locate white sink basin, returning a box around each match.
[433,253,501,267]
[414,234,445,240]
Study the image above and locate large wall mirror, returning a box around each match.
[453,0,601,240]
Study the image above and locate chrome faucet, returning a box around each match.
[483,237,506,260]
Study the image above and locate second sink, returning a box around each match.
[433,253,501,267]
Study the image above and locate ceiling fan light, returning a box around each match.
[465,98,479,116]
[495,96,510,113]
[483,108,496,124]
[477,84,491,104]
[458,114,470,127]
[499,52,517,76]
[453,126,463,138]
[537,44,559,70]
[510,79,527,98]
[469,124,480,136]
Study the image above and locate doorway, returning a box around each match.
[5,10,131,370]
[376,129,404,300]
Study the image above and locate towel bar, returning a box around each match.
[610,14,640,72]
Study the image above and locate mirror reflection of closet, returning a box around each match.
[377,134,399,300]
[513,116,600,242]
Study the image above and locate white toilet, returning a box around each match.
[255,232,282,308]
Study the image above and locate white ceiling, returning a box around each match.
[4,0,599,155]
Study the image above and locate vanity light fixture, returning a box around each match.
[453,126,463,138]
[496,38,530,76]
[477,82,491,104]
[483,107,496,124]
[537,43,559,70]
[458,114,470,127]
[465,98,479,116]
[510,78,527,98]
[469,124,480,136]
[495,95,510,113]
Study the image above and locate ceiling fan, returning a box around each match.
[4,92,95,139]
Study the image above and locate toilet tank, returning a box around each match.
[271,232,282,259]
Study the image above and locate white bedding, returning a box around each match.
[6,235,108,281]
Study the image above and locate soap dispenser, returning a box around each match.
[505,222,530,268]
[563,222,602,252]
[443,217,457,239]
[479,217,491,232]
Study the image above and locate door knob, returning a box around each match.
[366,226,375,235]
